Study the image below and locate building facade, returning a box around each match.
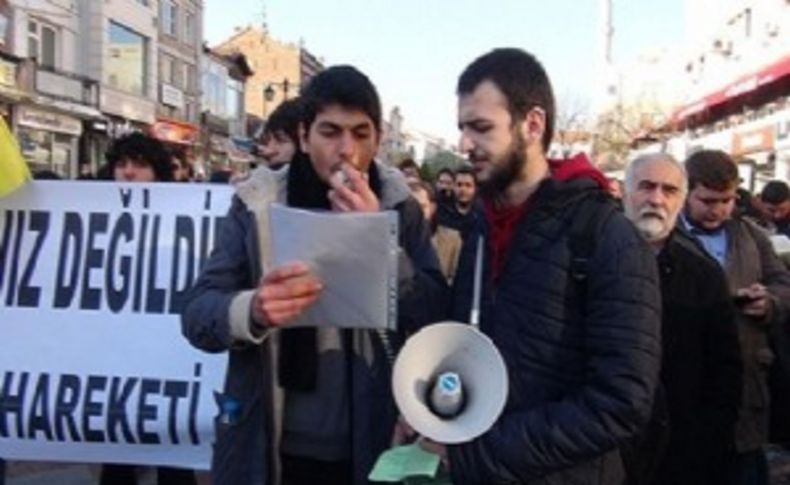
[213,25,323,120]
[200,46,253,175]
[153,0,203,151]
[4,0,103,178]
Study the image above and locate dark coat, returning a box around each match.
[649,230,743,485]
[683,217,790,452]
[447,178,662,485]
[180,163,446,485]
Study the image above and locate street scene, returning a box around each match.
[0,0,789,484]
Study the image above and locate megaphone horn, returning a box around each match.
[392,321,508,444]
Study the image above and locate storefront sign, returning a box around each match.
[0,58,16,88]
[732,125,774,156]
[161,84,184,109]
[151,118,198,145]
[18,106,82,136]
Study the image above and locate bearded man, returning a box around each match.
[412,48,663,485]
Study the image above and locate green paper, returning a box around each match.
[368,443,441,482]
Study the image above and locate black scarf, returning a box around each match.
[277,154,382,391]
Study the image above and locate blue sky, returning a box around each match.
[204,0,686,143]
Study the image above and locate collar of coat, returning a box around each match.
[236,156,412,212]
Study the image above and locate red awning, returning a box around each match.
[671,54,790,124]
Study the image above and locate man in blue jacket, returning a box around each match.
[425,48,662,484]
[181,65,445,485]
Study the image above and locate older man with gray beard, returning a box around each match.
[623,153,742,485]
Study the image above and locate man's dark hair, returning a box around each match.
[437,167,454,180]
[761,180,789,204]
[264,97,302,146]
[684,149,739,191]
[457,48,555,153]
[301,65,381,133]
[454,166,476,185]
[33,170,62,180]
[399,158,419,171]
[105,132,173,181]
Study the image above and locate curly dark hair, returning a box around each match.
[104,132,174,182]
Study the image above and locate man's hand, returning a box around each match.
[328,164,380,213]
[735,283,771,319]
[252,262,323,327]
[419,437,449,472]
[391,415,417,447]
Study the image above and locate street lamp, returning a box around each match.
[264,77,299,102]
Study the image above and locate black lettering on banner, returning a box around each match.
[82,375,107,443]
[198,216,211,272]
[80,213,109,310]
[0,210,13,293]
[4,211,25,306]
[145,216,166,313]
[137,379,161,445]
[107,376,137,443]
[169,216,195,314]
[106,213,134,313]
[143,188,150,210]
[132,214,149,312]
[203,190,211,211]
[189,363,201,445]
[27,373,53,440]
[0,369,204,446]
[54,212,83,309]
[119,188,132,209]
[17,211,50,308]
[54,374,81,442]
[0,371,29,438]
[163,381,188,445]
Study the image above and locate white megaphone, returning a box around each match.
[392,236,508,444]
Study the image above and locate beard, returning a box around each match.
[477,129,527,201]
[626,205,675,243]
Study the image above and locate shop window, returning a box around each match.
[106,22,147,96]
[18,128,72,178]
[28,19,58,69]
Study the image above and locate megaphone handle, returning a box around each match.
[470,235,484,328]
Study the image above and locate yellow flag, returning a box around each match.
[0,116,30,197]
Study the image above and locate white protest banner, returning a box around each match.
[0,180,233,469]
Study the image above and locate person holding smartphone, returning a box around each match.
[682,149,790,485]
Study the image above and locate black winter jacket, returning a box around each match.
[637,231,742,485]
[448,177,662,485]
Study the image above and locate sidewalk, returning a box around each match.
[5,462,210,485]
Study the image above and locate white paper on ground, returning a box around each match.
[269,203,399,329]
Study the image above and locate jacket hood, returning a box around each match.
[548,153,610,191]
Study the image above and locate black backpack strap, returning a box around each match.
[567,191,618,282]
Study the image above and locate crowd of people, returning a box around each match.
[2,46,790,485]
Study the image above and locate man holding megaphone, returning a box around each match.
[397,48,663,485]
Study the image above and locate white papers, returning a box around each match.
[771,234,790,256]
[269,203,399,329]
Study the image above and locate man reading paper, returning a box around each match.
[181,65,445,485]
